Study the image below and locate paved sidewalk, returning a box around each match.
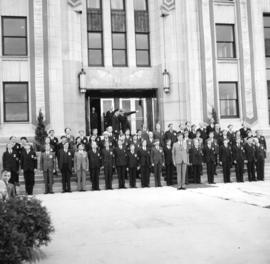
[36,182,270,264]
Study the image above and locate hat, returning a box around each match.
[48,129,54,134]
[20,137,27,141]
[168,123,173,128]
[61,135,67,139]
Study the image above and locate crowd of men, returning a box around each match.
[0,117,267,199]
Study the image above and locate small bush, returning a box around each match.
[0,196,54,264]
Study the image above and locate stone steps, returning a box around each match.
[16,163,270,195]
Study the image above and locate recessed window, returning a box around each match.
[264,15,270,57]
[216,24,236,59]
[87,0,103,66]
[134,0,150,66]
[3,82,29,122]
[2,17,27,56]
[111,0,127,66]
[219,82,239,118]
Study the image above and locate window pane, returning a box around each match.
[3,38,27,55]
[4,83,28,102]
[216,25,234,41]
[5,103,28,121]
[134,0,147,10]
[3,18,26,36]
[112,33,126,49]
[264,16,270,27]
[220,100,238,117]
[111,0,124,10]
[88,32,102,48]
[217,43,234,58]
[136,34,149,49]
[88,49,103,65]
[87,0,100,9]
[113,50,126,65]
[219,83,237,99]
[136,50,149,66]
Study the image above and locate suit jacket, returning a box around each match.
[164,146,173,165]
[219,146,232,165]
[203,146,216,163]
[58,149,73,170]
[255,145,266,161]
[114,147,127,167]
[40,152,56,171]
[151,147,164,165]
[74,151,89,171]
[127,151,139,168]
[189,147,203,165]
[102,148,114,167]
[112,115,120,133]
[257,136,267,150]
[232,144,246,164]
[164,130,177,144]
[138,148,151,167]
[21,150,37,171]
[2,150,19,172]
[172,141,189,165]
[244,144,256,162]
[88,149,101,169]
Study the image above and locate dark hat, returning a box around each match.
[61,135,67,139]
[20,137,27,141]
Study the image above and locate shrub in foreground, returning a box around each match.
[0,196,54,264]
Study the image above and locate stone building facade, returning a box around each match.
[0,0,270,139]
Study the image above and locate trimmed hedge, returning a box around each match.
[0,196,54,264]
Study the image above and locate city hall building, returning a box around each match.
[1,0,270,139]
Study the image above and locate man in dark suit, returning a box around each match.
[151,140,164,187]
[255,130,267,150]
[58,142,73,192]
[254,138,266,181]
[20,143,37,195]
[40,144,56,194]
[219,139,232,183]
[206,118,215,137]
[127,144,139,188]
[189,140,203,184]
[138,140,151,187]
[48,129,59,154]
[244,137,256,181]
[114,139,127,189]
[2,142,20,190]
[232,138,246,182]
[164,139,174,186]
[105,108,118,128]
[102,141,114,190]
[88,141,102,191]
[112,110,121,135]
[90,107,98,130]
[203,139,216,184]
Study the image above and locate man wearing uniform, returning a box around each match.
[40,144,56,194]
[219,139,232,183]
[21,143,37,195]
[244,137,256,181]
[254,138,266,181]
[232,138,246,182]
[114,139,127,189]
[88,142,102,191]
[189,140,203,184]
[58,142,73,193]
[127,144,139,188]
[102,141,115,190]
[138,140,151,187]
[203,139,216,184]
[151,140,164,187]
[164,123,177,146]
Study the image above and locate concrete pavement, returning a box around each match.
[36,181,270,264]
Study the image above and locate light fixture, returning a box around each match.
[78,68,86,93]
[163,69,170,94]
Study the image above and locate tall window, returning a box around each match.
[267,81,270,123]
[134,0,150,66]
[3,82,29,122]
[219,82,239,118]
[111,0,127,66]
[2,17,27,56]
[216,24,236,58]
[264,14,270,57]
[87,0,103,66]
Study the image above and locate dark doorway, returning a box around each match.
[90,98,101,134]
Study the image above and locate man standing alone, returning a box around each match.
[172,133,190,190]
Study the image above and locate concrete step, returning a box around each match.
[16,163,270,195]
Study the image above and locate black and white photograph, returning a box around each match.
[0,0,270,263]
